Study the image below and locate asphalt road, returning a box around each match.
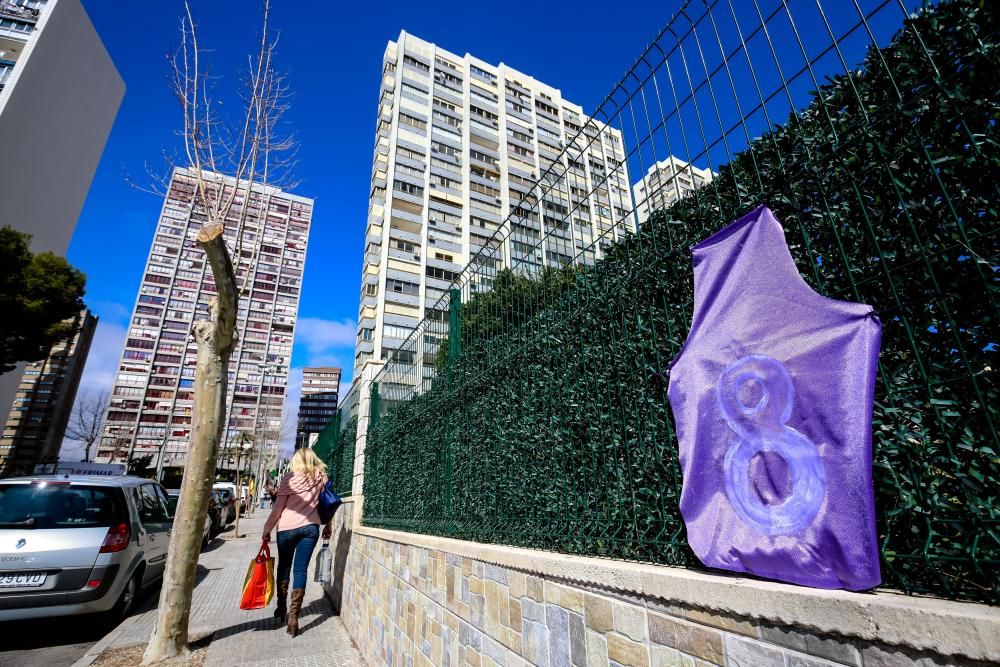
[0,522,239,667]
[0,585,159,667]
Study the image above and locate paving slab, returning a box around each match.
[74,511,362,667]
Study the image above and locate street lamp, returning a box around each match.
[252,363,280,512]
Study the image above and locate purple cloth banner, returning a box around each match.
[667,205,882,590]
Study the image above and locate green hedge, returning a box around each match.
[313,414,357,496]
[364,0,999,602]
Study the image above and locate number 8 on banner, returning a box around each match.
[717,355,825,536]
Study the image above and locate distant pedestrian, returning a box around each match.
[262,449,332,637]
[264,479,275,508]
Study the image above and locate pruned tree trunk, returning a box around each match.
[143,224,237,664]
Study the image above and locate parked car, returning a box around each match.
[0,475,173,622]
[164,490,215,550]
[207,490,224,537]
[212,485,237,526]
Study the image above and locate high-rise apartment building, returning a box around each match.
[0,0,123,417]
[0,309,97,476]
[355,32,633,380]
[98,168,313,474]
[296,367,341,448]
[632,157,714,223]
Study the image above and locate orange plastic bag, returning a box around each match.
[239,542,275,610]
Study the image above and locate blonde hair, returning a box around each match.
[289,447,327,477]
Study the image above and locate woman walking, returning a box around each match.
[262,448,332,636]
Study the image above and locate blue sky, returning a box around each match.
[62,0,678,456]
[63,0,916,458]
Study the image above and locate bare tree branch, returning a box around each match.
[65,389,110,463]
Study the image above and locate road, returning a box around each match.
[0,520,241,667]
[0,585,160,667]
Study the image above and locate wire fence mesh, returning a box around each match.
[361,0,999,603]
[312,383,359,495]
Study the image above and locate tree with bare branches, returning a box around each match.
[141,1,296,662]
[65,389,109,463]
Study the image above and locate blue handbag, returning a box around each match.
[317,479,343,525]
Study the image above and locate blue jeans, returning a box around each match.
[276,524,319,589]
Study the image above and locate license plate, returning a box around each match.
[0,573,46,588]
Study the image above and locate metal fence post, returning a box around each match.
[369,382,381,430]
[449,288,462,361]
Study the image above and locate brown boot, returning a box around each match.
[274,580,289,622]
[287,589,305,637]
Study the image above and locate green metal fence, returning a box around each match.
[362,0,999,603]
[312,383,359,496]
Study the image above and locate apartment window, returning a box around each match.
[508,127,533,143]
[435,70,462,87]
[430,173,459,190]
[403,55,430,72]
[506,99,529,115]
[432,109,461,129]
[429,208,461,226]
[400,82,427,102]
[470,105,499,124]
[360,328,374,342]
[434,252,454,262]
[399,113,427,132]
[383,325,414,340]
[395,162,424,179]
[434,56,458,72]
[431,141,461,160]
[386,279,420,295]
[470,181,500,198]
[470,65,496,84]
[364,283,378,296]
[397,146,425,162]
[426,266,459,282]
[470,149,498,167]
[431,156,460,174]
[393,239,417,253]
[508,143,534,159]
[393,179,424,197]
[432,97,457,112]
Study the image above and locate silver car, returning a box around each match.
[0,475,173,621]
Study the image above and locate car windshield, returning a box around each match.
[0,483,123,529]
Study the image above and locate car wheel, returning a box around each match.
[109,571,140,621]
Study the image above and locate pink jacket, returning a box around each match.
[263,471,326,534]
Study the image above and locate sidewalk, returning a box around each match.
[74,510,363,667]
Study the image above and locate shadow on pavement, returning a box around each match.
[209,597,335,641]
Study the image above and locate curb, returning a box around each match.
[71,612,145,667]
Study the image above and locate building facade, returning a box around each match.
[97,168,313,474]
[0,0,123,418]
[354,32,633,381]
[296,367,341,448]
[0,309,97,476]
[632,156,714,223]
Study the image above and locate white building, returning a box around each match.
[0,0,124,419]
[97,168,313,475]
[355,31,633,380]
[632,156,714,223]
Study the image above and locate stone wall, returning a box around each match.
[335,529,995,667]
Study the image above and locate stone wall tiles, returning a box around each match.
[336,533,982,667]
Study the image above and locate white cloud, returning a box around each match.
[278,367,303,458]
[90,300,131,324]
[295,317,357,356]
